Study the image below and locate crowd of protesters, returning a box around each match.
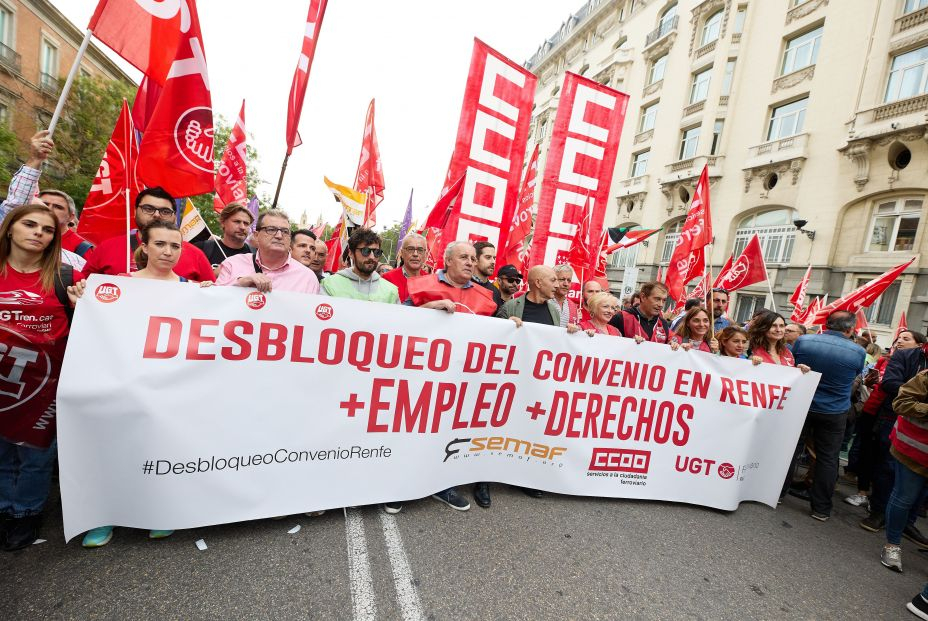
[5,130,928,620]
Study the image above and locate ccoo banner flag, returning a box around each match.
[57,277,820,541]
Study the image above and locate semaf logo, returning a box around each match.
[589,448,651,474]
[245,291,266,310]
[94,283,121,303]
[315,303,333,320]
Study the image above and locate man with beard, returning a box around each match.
[83,187,215,281]
[493,264,522,308]
[309,239,329,281]
[322,228,399,303]
[472,241,497,291]
[196,202,255,276]
[383,233,427,302]
[711,288,732,332]
[290,229,317,269]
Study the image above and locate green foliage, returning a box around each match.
[378,222,402,266]
[0,122,19,190]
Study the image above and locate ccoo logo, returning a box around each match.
[245,291,266,310]
[95,283,121,303]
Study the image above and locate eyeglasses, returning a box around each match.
[404,246,427,254]
[357,247,384,258]
[259,226,292,237]
[139,205,176,217]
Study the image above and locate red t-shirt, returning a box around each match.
[382,267,411,303]
[0,265,81,446]
[579,319,619,336]
[83,233,216,282]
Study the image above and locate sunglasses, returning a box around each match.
[357,247,384,258]
[500,276,522,284]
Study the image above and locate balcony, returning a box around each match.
[645,15,678,48]
[0,42,20,74]
[743,133,809,178]
[662,155,724,178]
[873,93,928,121]
[693,40,717,60]
[682,100,706,118]
[618,174,649,197]
[896,6,928,33]
[39,73,60,97]
[643,79,662,98]
[633,128,653,144]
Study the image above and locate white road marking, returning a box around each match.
[344,508,377,620]
[379,511,425,621]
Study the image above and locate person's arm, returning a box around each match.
[881,349,917,401]
[893,372,928,420]
[0,131,52,222]
[495,302,511,320]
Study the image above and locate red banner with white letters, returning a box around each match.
[214,101,248,212]
[441,39,537,254]
[529,73,629,270]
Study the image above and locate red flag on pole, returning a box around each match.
[214,100,248,212]
[77,99,141,246]
[665,165,713,301]
[285,0,329,154]
[813,258,915,324]
[894,311,909,342]
[354,99,385,227]
[712,254,733,288]
[790,265,813,310]
[566,197,592,283]
[503,144,539,273]
[797,296,822,327]
[130,76,161,134]
[855,309,870,334]
[424,175,466,230]
[713,235,768,293]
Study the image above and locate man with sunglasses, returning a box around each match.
[216,209,319,293]
[321,228,399,303]
[494,264,523,308]
[383,233,428,302]
[83,187,215,282]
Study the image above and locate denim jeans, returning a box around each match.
[869,419,898,515]
[782,410,847,515]
[886,458,928,545]
[0,437,57,518]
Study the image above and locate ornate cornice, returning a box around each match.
[785,0,828,25]
[772,65,815,93]
[688,1,730,57]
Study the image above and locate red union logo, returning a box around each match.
[174,106,215,173]
[245,292,266,310]
[315,303,333,320]
[94,283,121,303]
[0,325,51,411]
[718,462,736,479]
[589,448,650,474]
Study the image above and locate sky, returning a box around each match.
[61,1,581,230]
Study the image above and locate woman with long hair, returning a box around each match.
[0,204,85,551]
[580,292,621,336]
[673,306,719,353]
[748,310,810,372]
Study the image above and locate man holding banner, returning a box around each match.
[610,282,676,346]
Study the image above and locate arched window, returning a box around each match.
[733,209,797,264]
[658,4,678,37]
[700,10,723,46]
[659,219,684,264]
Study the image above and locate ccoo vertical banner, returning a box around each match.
[442,38,537,256]
[530,73,629,270]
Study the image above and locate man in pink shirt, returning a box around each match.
[217,209,319,294]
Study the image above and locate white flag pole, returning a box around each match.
[48,29,92,137]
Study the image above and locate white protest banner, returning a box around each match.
[57,276,820,541]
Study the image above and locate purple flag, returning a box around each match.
[246,196,260,233]
[399,188,413,242]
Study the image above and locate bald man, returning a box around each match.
[496,265,567,328]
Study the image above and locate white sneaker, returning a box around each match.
[882,544,903,572]
[845,493,869,507]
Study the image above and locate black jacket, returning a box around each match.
[879,347,928,421]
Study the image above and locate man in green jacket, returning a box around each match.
[496,265,561,327]
[322,228,399,304]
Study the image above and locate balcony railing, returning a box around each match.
[693,39,717,60]
[873,93,928,120]
[645,15,678,47]
[744,133,809,171]
[897,6,928,33]
[0,42,21,74]
[682,100,706,117]
[664,155,722,176]
[40,72,61,97]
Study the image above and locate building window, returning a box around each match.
[658,3,678,37]
[733,6,747,34]
[648,54,667,85]
[859,279,901,325]
[690,67,712,104]
[41,38,58,76]
[537,120,547,141]
[679,126,700,160]
[0,101,9,127]
[631,150,650,177]
[867,197,922,252]
[733,209,797,264]
[734,294,767,324]
[905,0,928,14]
[701,10,723,46]
[767,97,807,141]
[885,46,928,103]
[0,5,12,48]
[711,120,724,155]
[781,27,823,75]
[610,231,642,268]
[721,60,736,96]
[639,102,658,132]
[660,219,684,264]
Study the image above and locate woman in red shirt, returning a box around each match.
[0,204,85,551]
[748,310,810,372]
[580,292,621,336]
[673,306,719,353]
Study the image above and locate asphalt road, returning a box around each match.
[2,478,926,620]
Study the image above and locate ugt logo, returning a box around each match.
[0,326,51,411]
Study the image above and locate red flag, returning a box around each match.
[77,100,141,246]
[324,219,344,273]
[503,144,539,273]
[214,101,248,212]
[134,1,213,196]
[592,231,609,279]
[605,228,661,254]
[285,0,329,154]
[424,175,466,230]
[689,166,713,249]
[790,265,812,310]
[689,273,710,302]
[855,309,870,334]
[666,166,713,300]
[796,296,821,326]
[813,258,915,324]
[713,254,733,288]
[530,72,629,268]
[655,266,663,284]
[713,235,768,293]
[894,311,909,342]
[566,197,592,282]
[131,76,161,134]
[354,99,385,227]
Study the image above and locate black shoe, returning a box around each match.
[860,512,886,533]
[3,515,40,551]
[519,487,543,498]
[904,524,928,548]
[431,488,470,511]
[473,483,491,508]
[908,593,928,620]
[787,487,811,501]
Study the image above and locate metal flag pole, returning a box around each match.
[48,29,92,137]
[271,154,290,208]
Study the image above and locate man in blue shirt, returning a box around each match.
[711,288,732,332]
[783,310,866,521]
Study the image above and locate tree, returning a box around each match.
[0,123,19,191]
[378,222,402,266]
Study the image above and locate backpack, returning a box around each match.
[74,240,94,257]
[53,264,75,325]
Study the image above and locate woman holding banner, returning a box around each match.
[0,204,86,551]
[580,292,621,336]
[673,307,719,354]
[748,311,810,372]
